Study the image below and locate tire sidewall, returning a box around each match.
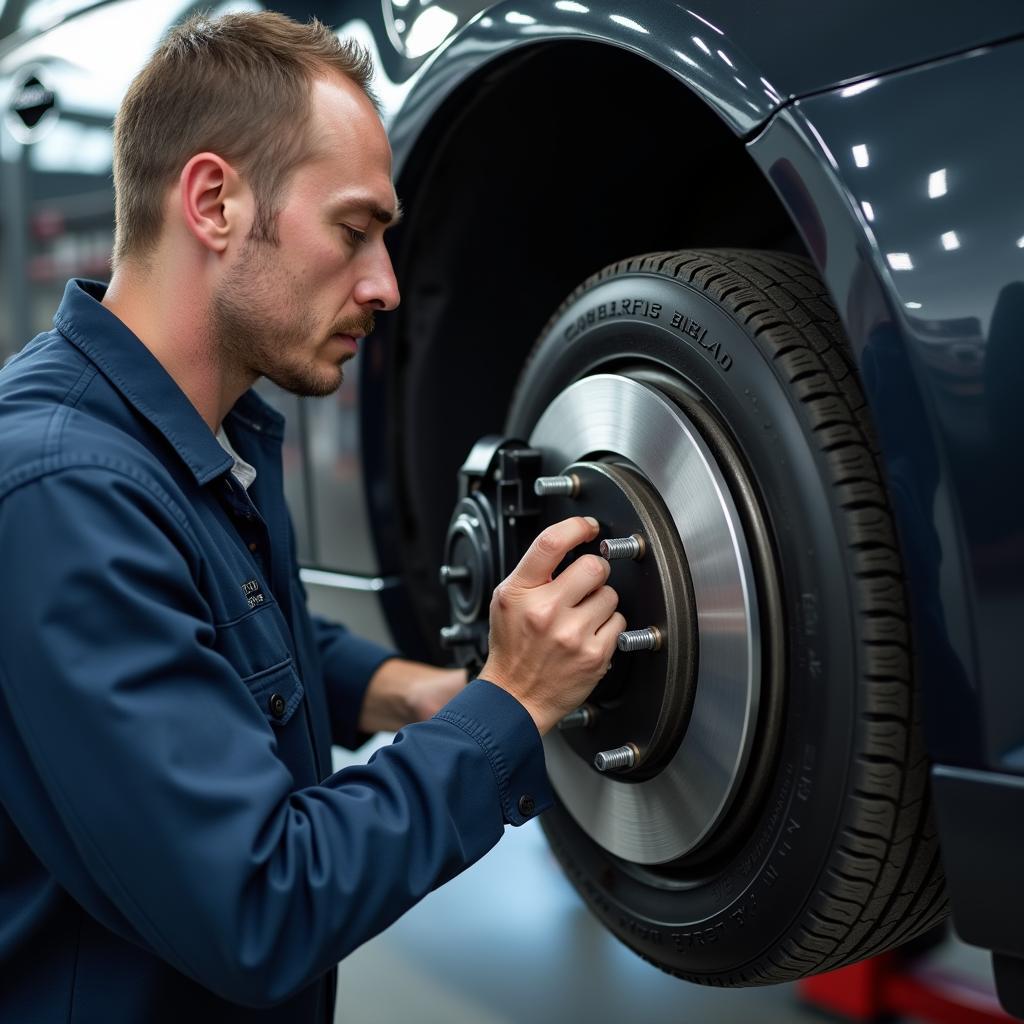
[509,268,861,975]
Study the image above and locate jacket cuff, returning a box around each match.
[433,679,553,825]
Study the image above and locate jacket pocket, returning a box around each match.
[211,604,294,681]
[242,658,304,727]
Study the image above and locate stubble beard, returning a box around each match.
[211,239,369,399]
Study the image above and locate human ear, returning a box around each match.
[178,152,249,254]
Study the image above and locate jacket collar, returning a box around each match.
[53,280,284,485]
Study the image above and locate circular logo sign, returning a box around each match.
[5,66,59,144]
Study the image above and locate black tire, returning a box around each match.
[506,249,948,984]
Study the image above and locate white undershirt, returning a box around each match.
[216,428,257,492]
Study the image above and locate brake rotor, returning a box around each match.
[531,374,761,864]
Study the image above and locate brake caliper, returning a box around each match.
[438,436,542,672]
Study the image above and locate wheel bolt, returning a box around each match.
[557,706,594,731]
[617,626,662,653]
[599,534,646,561]
[534,474,580,497]
[594,743,638,772]
[439,564,470,586]
[439,624,472,648]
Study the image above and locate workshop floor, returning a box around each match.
[331,740,993,1024]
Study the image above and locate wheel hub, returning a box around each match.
[539,460,697,781]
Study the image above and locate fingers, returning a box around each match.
[573,584,620,632]
[508,516,599,590]
[550,552,610,607]
[594,610,627,651]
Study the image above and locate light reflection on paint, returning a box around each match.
[404,6,458,58]
[609,12,648,33]
[840,78,880,97]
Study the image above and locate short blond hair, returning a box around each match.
[112,10,377,265]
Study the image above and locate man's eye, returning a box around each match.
[343,225,369,246]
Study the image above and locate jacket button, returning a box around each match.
[518,794,536,817]
[268,693,287,719]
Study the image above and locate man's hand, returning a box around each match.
[359,658,469,734]
[480,516,626,736]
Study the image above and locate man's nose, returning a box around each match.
[354,247,401,312]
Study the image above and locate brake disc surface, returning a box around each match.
[531,374,761,863]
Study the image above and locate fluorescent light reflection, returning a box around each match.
[1016,236,1024,248]
[840,78,880,97]
[610,13,648,32]
[692,35,711,55]
[905,302,923,310]
[861,201,875,222]
[717,49,733,67]
[852,144,869,168]
[887,252,913,271]
[555,0,589,11]
[505,11,538,24]
[687,9,724,34]
[941,231,960,251]
[404,6,458,57]
[673,49,699,69]
[928,169,947,198]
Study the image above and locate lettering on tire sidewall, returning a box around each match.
[562,294,734,373]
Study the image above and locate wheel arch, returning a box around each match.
[366,37,810,655]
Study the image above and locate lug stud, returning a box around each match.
[599,534,646,561]
[557,706,594,731]
[534,474,580,498]
[439,623,472,648]
[439,564,470,586]
[594,743,639,772]
[617,626,662,653]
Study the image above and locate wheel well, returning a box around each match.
[384,40,808,653]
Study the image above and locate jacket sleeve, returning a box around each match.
[0,462,552,1009]
[310,613,396,749]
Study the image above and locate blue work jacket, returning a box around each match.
[0,280,551,1022]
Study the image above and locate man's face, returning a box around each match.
[212,74,401,397]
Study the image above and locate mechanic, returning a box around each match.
[0,12,624,1023]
